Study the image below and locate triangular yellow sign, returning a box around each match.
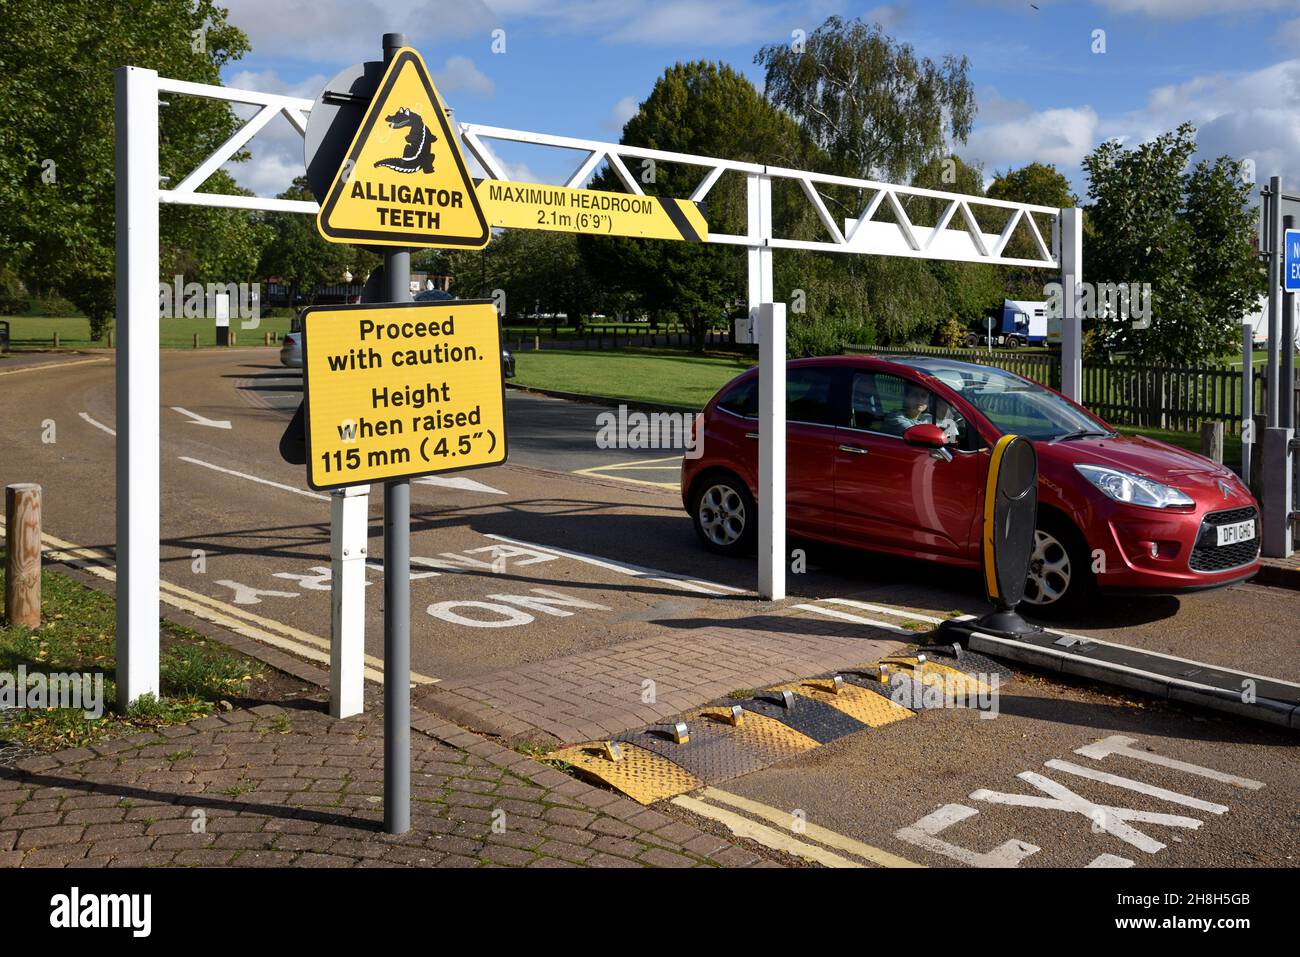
[316,47,490,249]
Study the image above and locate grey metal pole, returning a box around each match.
[1285,215,1296,434]
[1242,322,1253,483]
[381,30,411,836]
[1267,177,1282,426]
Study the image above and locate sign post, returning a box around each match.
[310,33,494,834]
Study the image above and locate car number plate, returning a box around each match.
[1216,520,1255,546]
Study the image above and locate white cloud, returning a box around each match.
[603,95,639,132]
[966,58,1300,199]
[864,4,908,29]
[434,56,494,96]
[967,106,1100,174]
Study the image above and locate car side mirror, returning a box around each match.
[903,423,948,448]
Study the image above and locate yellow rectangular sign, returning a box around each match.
[476,179,708,242]
[301,300,506,490]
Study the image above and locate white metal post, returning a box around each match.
[114,66,161,706]
[757,302,786,601]
[330,485,369,718]
[748,173,784,600]
[1059,207,1084,402]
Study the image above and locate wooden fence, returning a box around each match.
[848,344,1283,436]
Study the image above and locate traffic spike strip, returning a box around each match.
[545,655,1002,805]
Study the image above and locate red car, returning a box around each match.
[681,355,1261,614]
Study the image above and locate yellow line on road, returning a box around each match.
[14,525,436,686]
[572,455,682,489]
[0,356,110,377]
[670,794,866,868]
[698,787,923,868]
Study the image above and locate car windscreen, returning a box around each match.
[898,360,1109,440]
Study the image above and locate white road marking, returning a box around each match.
[698,787,921,868]
[171,406,232,429]
[793,602,915,636]
[213,580,300,605]
[970,771,1204,854]
[895,803,1040,868]
[823,599,951,625]
[79,412,116,436]
[1087,854,1135,868]
[1044,759,1230,815]
[413,475,506,495]
[483,533,745,596]
[178,456,328,501]
[1074,735,1265,790]
[670,794,866,868]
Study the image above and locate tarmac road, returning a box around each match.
[0,348,1296,870]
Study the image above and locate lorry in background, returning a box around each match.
[966,298,1049,349]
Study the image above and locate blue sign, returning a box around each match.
[1285,228,1300,292]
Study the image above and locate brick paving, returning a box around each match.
[0,697,774,868]
[419,614,905,744]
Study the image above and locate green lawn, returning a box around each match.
[0,550,267,751]
[511,348,753,408]
[1,314,295,350]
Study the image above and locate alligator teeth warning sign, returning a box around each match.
[476,179,708,242]
[316,47,490,249]
[301,300,506,490]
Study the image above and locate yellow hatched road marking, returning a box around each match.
[572,455,682,489]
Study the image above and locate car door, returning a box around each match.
[834,369,987,563]
[781,365,844,538]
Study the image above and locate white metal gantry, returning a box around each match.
[113,67,1079,706]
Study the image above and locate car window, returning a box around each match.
[848,371,972,447]
[787,367,840,426]
[717,377,758,418]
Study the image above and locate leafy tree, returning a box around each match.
[578,61,815,350]
[987,162,1079,300]
[257,178,378,305]
[755,16,975,185]
[0,0,266,339]
[1081,123,1262,363]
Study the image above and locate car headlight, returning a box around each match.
[1074,464,1194,509]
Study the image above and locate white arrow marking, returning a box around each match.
[413,475,506,495]
[171,406,231,429]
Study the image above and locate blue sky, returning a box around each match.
[216,0,1300,200]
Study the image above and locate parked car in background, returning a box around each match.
[413,288,514,378]
[682,355,1261,615]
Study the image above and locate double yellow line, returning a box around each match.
[9,524,435,687]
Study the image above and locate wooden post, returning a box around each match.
[107,331,113,348]
[53,332,60,349]
[4,484,41,629]
[1200,421,1225,464]
[264,331,272,346]
[533,335,539,351]
[192,332,199,348]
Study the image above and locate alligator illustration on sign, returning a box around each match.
[373,107,436,174]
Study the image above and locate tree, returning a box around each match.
[257,178,378,306]
[987,162,1079,300]
[578,61,815,350]
[1081,124,1262,363]
[755,16,975,185]
[0,1,261,339]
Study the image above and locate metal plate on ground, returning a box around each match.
[623,721,773,784]
[768,679,914,728]
[694,708,820,763]
[548,742,701,805]
[741,692,868,744]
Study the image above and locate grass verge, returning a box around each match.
[1,314,296,350]
[0,550,269,752]
[511,348,753,408]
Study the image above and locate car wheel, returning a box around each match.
[1021,517,1093,616]
[690,474,757,555]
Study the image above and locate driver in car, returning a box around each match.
[886,383,962,444]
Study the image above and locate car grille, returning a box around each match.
[1189,506,1260,573]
